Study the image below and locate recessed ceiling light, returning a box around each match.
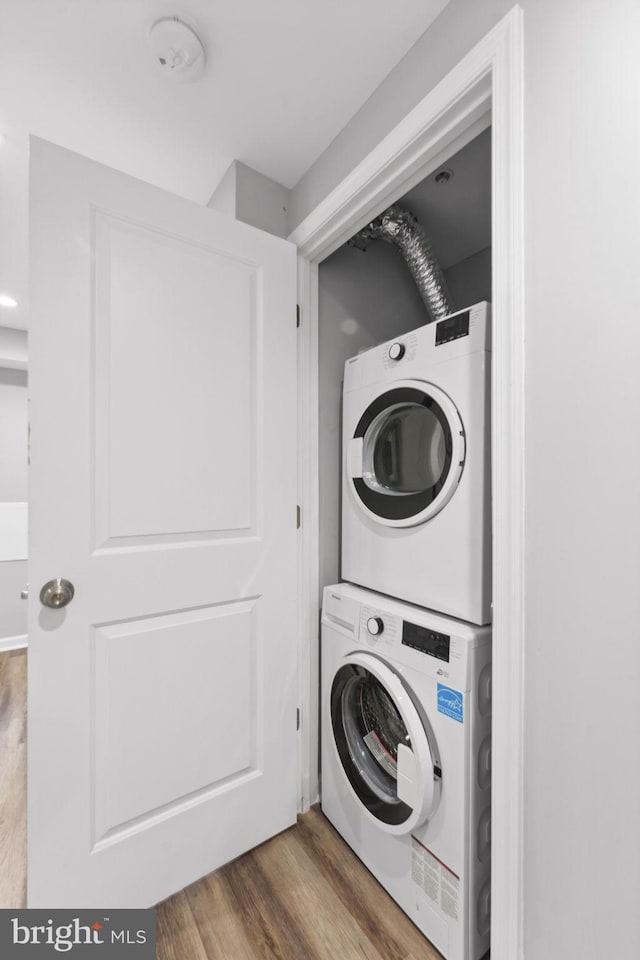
[434,168,454,185]
[0,294,18,308]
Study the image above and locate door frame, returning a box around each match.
[290,7,525,960]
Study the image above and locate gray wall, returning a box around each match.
[0,365,28,642]
[0,327,28,368]
[1,559,27,640]
[444,247,491,309]
[297,2,640,958]
[0,367,28,501]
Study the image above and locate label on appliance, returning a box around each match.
[363,731,397,779]
[437,684,464,723]
[411,836,460,922]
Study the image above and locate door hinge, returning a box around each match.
[296,504,302,529]
[296,708,301,731]
[296,304,301,328]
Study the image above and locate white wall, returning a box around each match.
[294,2,640,957]
[521,5,640,956]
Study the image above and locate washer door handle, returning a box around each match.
[397,744,419,809]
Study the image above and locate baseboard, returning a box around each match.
[0,634,28,653]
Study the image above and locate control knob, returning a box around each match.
[367,616,384,636]
[388,342,405,361]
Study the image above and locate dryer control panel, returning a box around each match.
[435,309,470,346]
[343,300,491,394]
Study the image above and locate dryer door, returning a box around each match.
[348,379,465,528]
[330,651,441,835]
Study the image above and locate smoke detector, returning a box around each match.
[149,17,205,82]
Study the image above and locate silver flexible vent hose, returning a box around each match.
[350,204,454,322]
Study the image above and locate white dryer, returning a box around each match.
[321,582,491,960]
[342,301,491,625]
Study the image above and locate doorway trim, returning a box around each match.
[290,7,525,960]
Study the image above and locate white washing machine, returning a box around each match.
[342,301,491,625]
[321,582,491,960]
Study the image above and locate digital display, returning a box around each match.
[402,621,450,661]
[435,310,470,346]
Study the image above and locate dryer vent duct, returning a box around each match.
[349,204,454,323]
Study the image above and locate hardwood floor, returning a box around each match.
[0,649,27,909]
[158,807,444,960]
[0,650,442,958]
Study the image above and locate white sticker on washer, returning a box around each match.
[363,731,397,779]
[440,871,460,921]
[411,836,460,921]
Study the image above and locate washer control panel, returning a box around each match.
[323,583,490,690]
[402,621,450,662]
[359,605,451,661]
[359,605,399,646]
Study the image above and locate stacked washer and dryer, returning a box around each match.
[321,297,493,960]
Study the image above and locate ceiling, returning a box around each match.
[0,0,450,331]
[399,125,491,269]
[332,126,491,272]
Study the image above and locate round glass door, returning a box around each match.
[349,383,465,527]
[330,653,440,832]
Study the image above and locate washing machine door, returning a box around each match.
[330,651,441,835]
[347,379,465,528]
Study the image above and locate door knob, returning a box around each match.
[39,578,75,609]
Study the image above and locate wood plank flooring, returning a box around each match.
[0,649,443,958]
[158,807,444,960]
[0,649,27,909]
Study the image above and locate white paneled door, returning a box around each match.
[27,138,298,907]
